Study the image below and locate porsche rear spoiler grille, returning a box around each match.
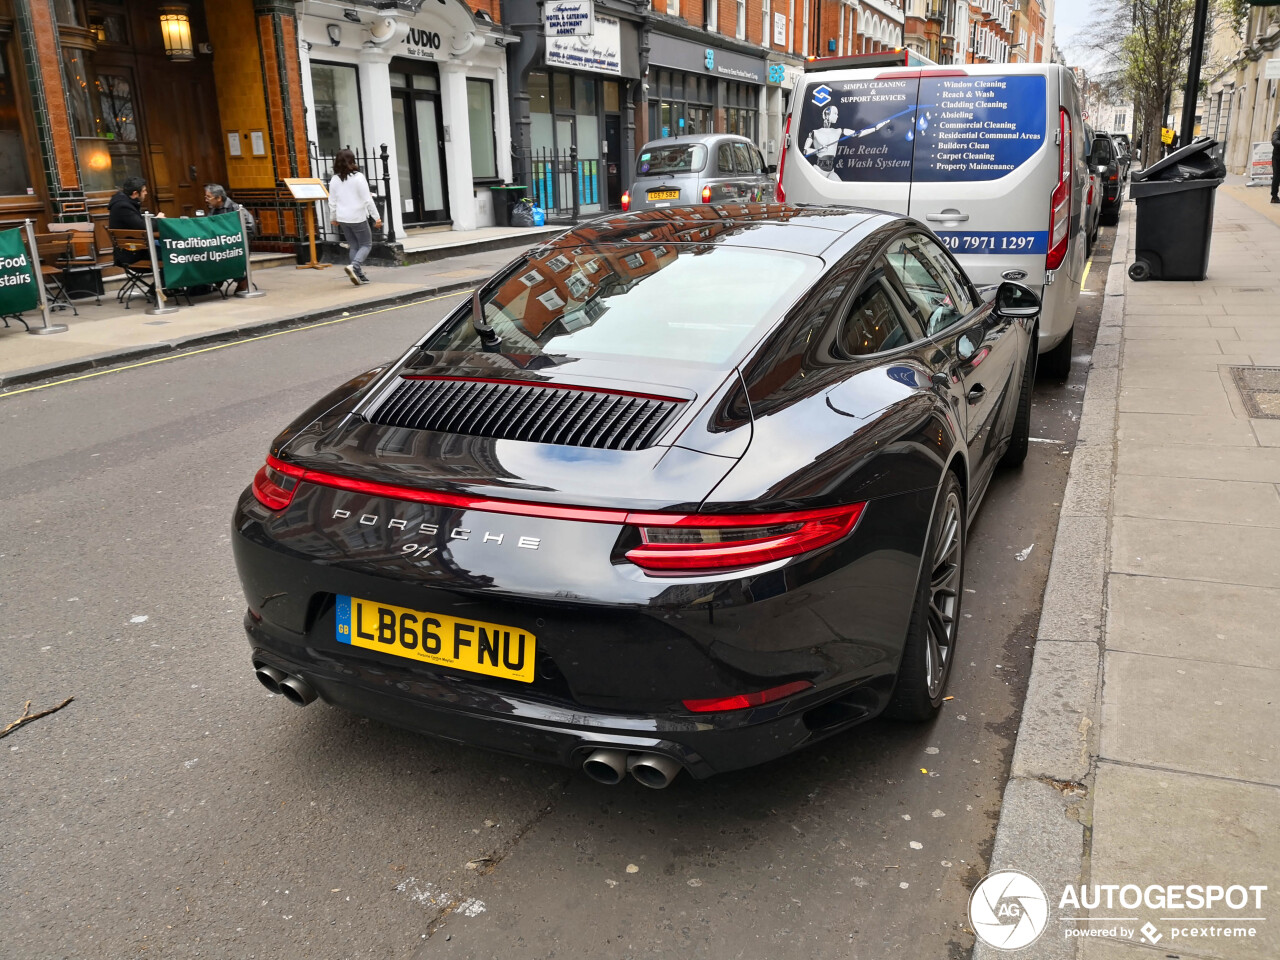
[367,378,686,451]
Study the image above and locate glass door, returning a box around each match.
[390,66,449,226]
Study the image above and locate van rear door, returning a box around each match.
[906,66,1054,291]
[790,69,922,214]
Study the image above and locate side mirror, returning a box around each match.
[995,281,1040,318]
[1095,163,1109,176]
[766,163,778,175]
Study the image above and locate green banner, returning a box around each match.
[156,212,247,288]
[0,227,40,315]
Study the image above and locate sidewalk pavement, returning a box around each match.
[979,186,1280,959]
[0,228,559,391]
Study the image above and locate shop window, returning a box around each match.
[61,48,142,193]
[603,81,620,113]
[52,0,83,27]
[312,62,363,155]
[467,78,497,181]
[0,42,31,196]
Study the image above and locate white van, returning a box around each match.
[778,57,1088,376]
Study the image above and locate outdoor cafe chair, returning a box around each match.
[105,227,156,308]
[30,232,77,317]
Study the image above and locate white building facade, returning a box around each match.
[298,0,516,235]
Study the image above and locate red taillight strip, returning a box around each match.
[259,457,865,571]
[683,680,814,713]
[398,375,684,404]
[265,455,631,523]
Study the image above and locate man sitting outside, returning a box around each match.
[108,176,148,265]
[204,183,254,293]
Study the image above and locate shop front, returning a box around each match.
[645,29,767,150]
[4,0,319,249]
[505,0,643,217]
[299,0,514,233]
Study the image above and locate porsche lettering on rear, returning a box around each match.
[330,509,541,549]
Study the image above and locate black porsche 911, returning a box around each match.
[232,202,1040,788]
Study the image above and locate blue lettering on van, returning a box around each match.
[796,74,1047,184]
[933,231,1048,255]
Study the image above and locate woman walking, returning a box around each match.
[328,148,383,285]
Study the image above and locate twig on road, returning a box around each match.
[1,697,74,739]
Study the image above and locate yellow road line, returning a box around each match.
[0,288,471,400]
[1080,259,1092,291]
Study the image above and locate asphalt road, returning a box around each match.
[1,231,1111,960]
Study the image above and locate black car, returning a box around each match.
[232,203,1039,788]
[1091,132,1126,225]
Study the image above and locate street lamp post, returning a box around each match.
[969,15,997,62]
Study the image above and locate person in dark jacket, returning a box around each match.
[1271,122,1280,204]
[203,183,252,292]
[108,176,148,265]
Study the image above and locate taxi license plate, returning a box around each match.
[647,189,679,200]
[336,595,535,683]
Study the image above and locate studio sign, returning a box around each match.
[404,27,442,57]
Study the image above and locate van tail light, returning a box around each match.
[683,680,813,713]
[776,115,791,202]
[624,502,866,574]
[1087,179,1094,205]
[621,191,631,212]
[1046,108,1071,271]
[252,455,305,511]
[701,185,712,203]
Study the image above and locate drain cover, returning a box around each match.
[1230,366,1280,419]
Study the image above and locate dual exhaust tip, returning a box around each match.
[252,667,678,787]
[253,662,317,706]
[582,748,683,790]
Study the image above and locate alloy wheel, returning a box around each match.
[925,491,963,699]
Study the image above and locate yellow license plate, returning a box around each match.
[647,189,679,200]
[336,595,535,683]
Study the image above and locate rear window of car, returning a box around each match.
[423,244,820,367]
[637,145,707,177]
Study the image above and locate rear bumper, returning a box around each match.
[232,485,932,777]
[246,623,894,779]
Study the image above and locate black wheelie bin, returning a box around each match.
[1128,137,1226,281]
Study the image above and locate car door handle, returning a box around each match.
[926,210,970,222]
[966,384,986,403]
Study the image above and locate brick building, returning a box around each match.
[2,0,320,247]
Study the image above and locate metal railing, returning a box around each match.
[308,142,396,242]
[514,146,602,223]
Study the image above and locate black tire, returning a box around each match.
[1128,260,1150,282]
[1100,207,1119,227]
[1000,342,1036,468]
[884,472,966,722]
[1039,322,1073,380]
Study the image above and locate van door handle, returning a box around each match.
[926,210,970,222]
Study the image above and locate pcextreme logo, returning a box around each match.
[969,872,1269,950]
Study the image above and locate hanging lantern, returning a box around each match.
[159,5,195,61]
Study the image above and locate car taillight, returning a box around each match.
[1046,108,1071,271]
[251,455,305,511]
[624,503,866,574]
[776,115,790,202]
[683,680,814,713]
[701,185,712,203]
[1087,179,1094,205]
[621,191,631,212]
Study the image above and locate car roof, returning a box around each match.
[531,203,900,259]
[638,133,757,150]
